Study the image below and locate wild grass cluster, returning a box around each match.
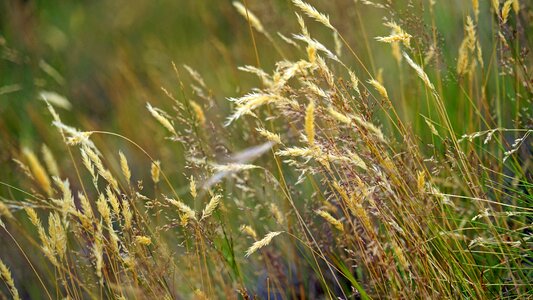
[0,0,531,299]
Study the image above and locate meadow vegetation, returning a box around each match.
[0,0,531,299]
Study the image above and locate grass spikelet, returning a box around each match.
[240,225,258,240]
[383,21,411,48]
[106,186,120,217]
[146,102,177,135]
[41,144,59,177]
[368,79,389,100]
[201,194,221,221]
[190,101,206,125]
[512,0,519,13]
[135,235,152,246]
[270,203,284,225]
[295,13,309,37]
[183,64,207,89]
[166,197,197,224]
[118,151,131,182]
[417,171,426,193]
[96,194,112,226]
[501,0,513,23]
[472,0,479,20]
[256,127,282,144]
[225,93,280,125]
[212,163,259,172]
[292,0,333,30]
[292,34,339,62]
[122,200,132,230]
[190,176,197,199]
[307,45,317,64]
[0,259,21,300]
[352,115,385,143]
[392,241,410,269]
[232,1,266,35]
[315,209,344,231]
[305,100,315,145]
[349,71,361,96]
[492,0,500,16]
[22,148,52,196]
[78,193,94,230]
[327,106,351,124]
[48,213,66,261]
[402,52,435,91]
[93,223,103,281]
[52,177,75,218]
[25,208,58,266]
[151,160,161,184]
[39,90,71,110]
[457,39,470,75]
[245,231,283,257]
[375,32,411,44]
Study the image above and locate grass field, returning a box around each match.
[0,0,532,299]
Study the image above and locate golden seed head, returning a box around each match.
[368,79,389,100]
[122,200,133,230]
[201,194,221,221]
[240,225,258,240]
[304,100,315,145]
[501,0,513,23]
[316,209,344,231]
[190,101,206,125]
[151,160,161,184]
[135,235,152,246]
[118,151,131,182]
[190,176,197,199]
[256,127,282,145]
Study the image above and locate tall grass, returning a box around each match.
[0,0,531,299]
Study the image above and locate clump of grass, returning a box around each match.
[0,0,531,299]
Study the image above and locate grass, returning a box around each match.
[0,0,531,299]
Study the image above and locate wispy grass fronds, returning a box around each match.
[245,231,283,257]
[315,210,344,231]
[201,195,221,221]
[146,102,177,135]
[0,259,20,300]
[292,0,333,30]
